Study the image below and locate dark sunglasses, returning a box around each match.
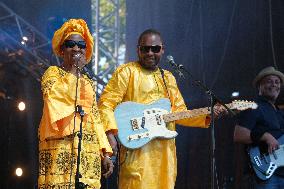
[138,45,162,53]
[63,40,86,49]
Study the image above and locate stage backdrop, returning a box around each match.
[125,0,284,188]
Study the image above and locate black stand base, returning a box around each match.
[75,181,88,189]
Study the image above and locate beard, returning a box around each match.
[139,58,159,71]
[261,88,280,103]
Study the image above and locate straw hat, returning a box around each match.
[253,66,284,87]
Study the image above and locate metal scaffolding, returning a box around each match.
[0,2,59,81]
[91,0,125,93]
[0,1,125,87]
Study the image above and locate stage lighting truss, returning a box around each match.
[91,0,126,94]
[0,2,60,81]
[0,1,125,91]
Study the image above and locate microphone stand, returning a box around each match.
[75,105,88,189]
[70,66,88,189]
[171,64,235,189]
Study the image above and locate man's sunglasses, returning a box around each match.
[138,45,162,53]
[63,40,86,49]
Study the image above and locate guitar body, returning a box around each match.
[114,98,256,149]
[249,135,284,180]
[114,98,178,149]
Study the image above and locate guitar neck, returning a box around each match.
[163,103,232,123]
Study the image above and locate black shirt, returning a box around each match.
[237,95,284,176]
[238,95,284,141]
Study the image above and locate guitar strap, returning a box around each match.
[158,67,171,102]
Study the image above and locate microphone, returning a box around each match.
[166,55,184,78]
[74,54,81,59]
[74,54,81,70]
[166,55,184,69]
[166,55,177,67]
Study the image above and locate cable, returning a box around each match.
[199,0,206,84]
[210,0,238,89]
[268,0,278,69]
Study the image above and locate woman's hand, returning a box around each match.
[102,155,114,178]
[107,132,118,156]
[73,53,87,70]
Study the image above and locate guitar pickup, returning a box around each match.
[253,156,262,166]
[130,117,145,130]
[130,119,139,130]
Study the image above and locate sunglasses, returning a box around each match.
[63,40,86,49]
[138,45,162,53]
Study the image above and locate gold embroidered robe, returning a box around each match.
[38,66,112,189]
[98,62,209,189]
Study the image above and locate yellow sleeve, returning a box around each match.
[90,103,113,154]
[166,72,210,128]
[41,66,79,131]
[98,66,130,133]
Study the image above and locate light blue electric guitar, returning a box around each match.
[114,98,257,149]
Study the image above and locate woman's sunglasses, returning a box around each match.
[63,40,86,49]
[138,45,162,53]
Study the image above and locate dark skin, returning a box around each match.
[61,34,114,178]
[137,33,164,71]
[106,32,227,156]
[61,34,87,76]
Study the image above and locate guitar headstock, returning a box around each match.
[230,100,258,111]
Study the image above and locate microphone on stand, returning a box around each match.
[73,54,107,86]
[166,55,177,67]
[74,54,81,71]
[166,55,184,78]
[73,54,94,80]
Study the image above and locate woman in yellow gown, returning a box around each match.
[38,19,113,189]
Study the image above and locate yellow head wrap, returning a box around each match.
[52,18,94,63]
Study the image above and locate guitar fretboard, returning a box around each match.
[163,103,233,123]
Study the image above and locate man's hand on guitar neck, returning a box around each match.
[213,103,228,119]
[260,132,279,154]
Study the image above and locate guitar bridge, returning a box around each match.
[128,132,150,141]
